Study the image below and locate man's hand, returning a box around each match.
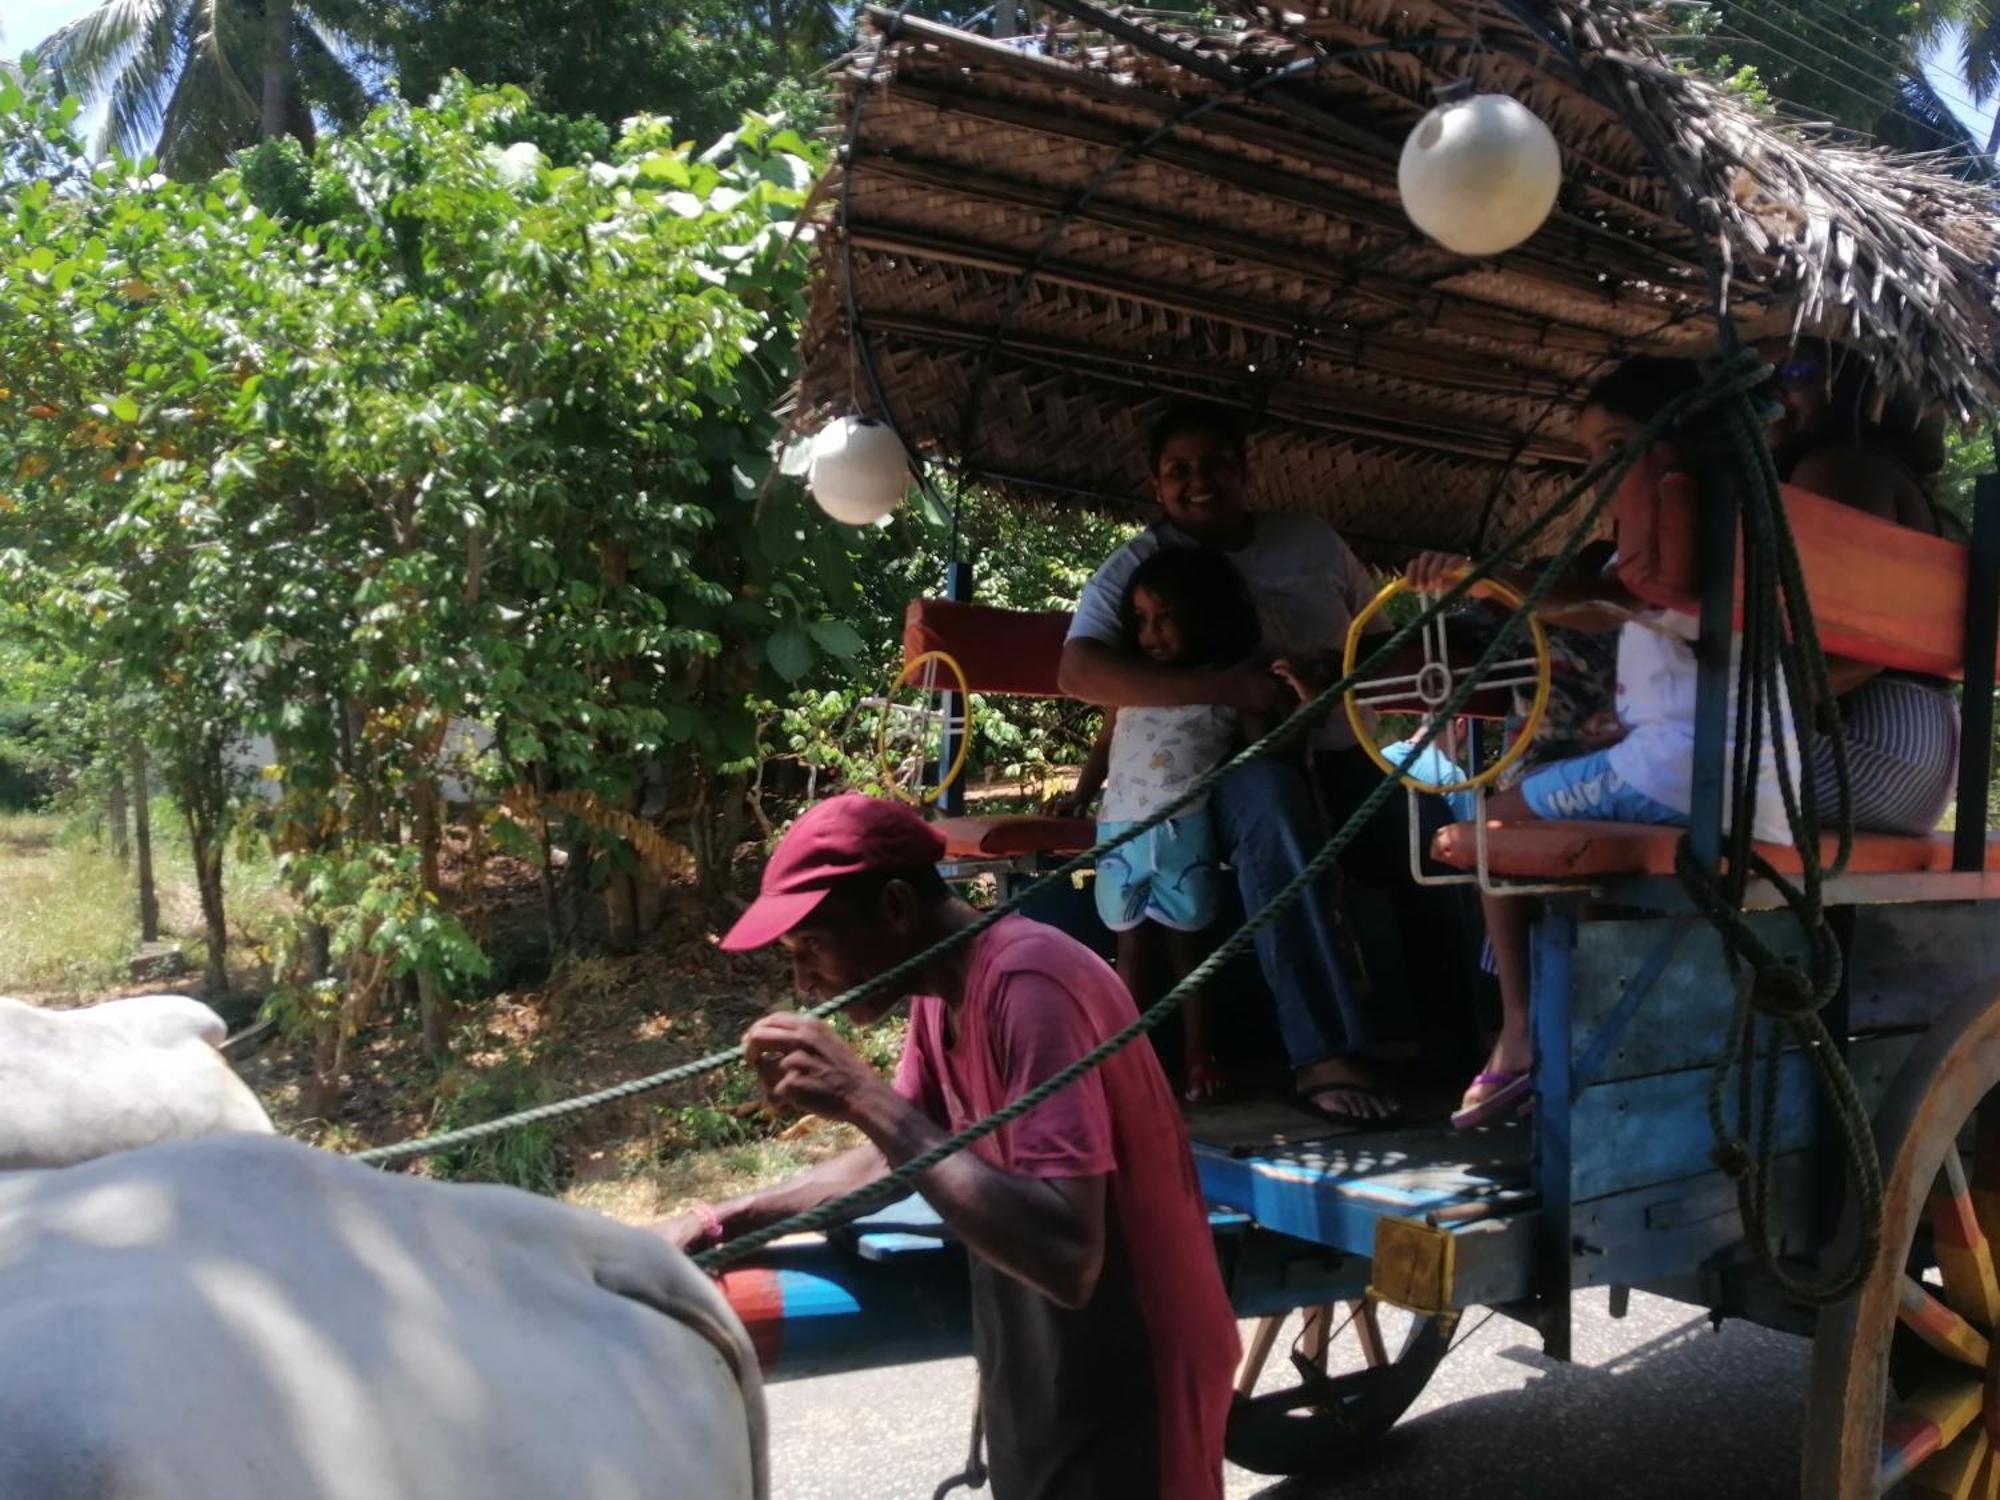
[1269,657,1321,706]
[1216,661,1285,715]
[1042,787,1092,818]
[744,1013,891,1124]
[1405,550,1473,595]
[643,1213,712,1254]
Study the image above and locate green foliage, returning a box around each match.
[0,73,852,1074]
[236,137,351,224]
[1667,0,1984,156]
[346,0,842,146]
[34,0,372,178]
[428,1058,568,1192]
[764,487,1138,802]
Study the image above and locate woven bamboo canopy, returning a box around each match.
[794,0,2000,554]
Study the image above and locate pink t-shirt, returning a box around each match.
[894,915,1238,1500]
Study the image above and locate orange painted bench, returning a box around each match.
[1432,821,2000,881]
[1431,469,1985,881]
[900,594,1517,860]
[1615,471,1987,681]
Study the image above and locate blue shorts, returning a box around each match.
[1516,748,1687,825]
[1094,810,1223,933]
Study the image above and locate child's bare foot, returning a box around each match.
[1182,1053,1226,1106]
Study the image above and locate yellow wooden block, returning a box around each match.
[1370,1216,1457,1316]
[1899,1276,1993,1369]
[1935,1154,2000,1329]
[1910,1431,1990,1500]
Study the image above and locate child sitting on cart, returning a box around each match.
[1405,358,1798,1128]
[1057,545,1267,1104]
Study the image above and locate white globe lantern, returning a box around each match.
[807,417,910,526]
[1398,93,1562,257]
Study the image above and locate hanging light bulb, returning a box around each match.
[807,417,910,526]
[1398,93,1562,257]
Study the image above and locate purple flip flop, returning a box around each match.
[1450,1071,1534,1130]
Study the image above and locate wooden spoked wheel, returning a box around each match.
[1224,1298,1459,1476]
[1805,989,2000,1498]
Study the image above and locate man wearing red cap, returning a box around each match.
[657,794,1237,1500]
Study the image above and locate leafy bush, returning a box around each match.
[429,1059,569,1193]
[0,704,54,810]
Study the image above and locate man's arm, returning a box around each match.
[651,1141,899,1252]
[1406,551,1634,634]
[849,1086,1108,1309]
[742,1013,1109,1309]
[1059,637,1283,713]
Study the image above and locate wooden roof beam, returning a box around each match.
[875,75,1715,307]
[851,149,1696,353]
[853,312,1584,464]
[844,223,1589,400]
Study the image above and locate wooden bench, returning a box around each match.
[1432,472,1995,883]
[900,595,1516,861]
[901,599,1095,861]
[1432,821,2000,880]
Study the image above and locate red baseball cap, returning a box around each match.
[719,795,949,952]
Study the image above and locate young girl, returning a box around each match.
[1406,357,1797,1128]
[1060,545,1265,1103]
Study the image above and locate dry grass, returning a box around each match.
[0,814,145,997]
[563,1118,864,1224]
[0,810,872,1224]
[0,808,288,1003]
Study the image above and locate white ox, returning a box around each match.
[0,995,766,1500]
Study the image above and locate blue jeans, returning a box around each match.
[1209,757,1370,1069]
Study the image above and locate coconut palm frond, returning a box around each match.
[1882,67,1993,176]
[291,15,371,129]
[1958,2,2000,102]
[37,0,179,99]
[190,0,258,129]
[154,13,258,176]
[92,0,190,157]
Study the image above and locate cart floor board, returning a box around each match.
[1189,1115,1533,1257]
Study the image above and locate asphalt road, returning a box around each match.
[765,1288,1809,1499]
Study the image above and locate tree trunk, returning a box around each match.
[603,867,639,955]
[994,2,1017,39]
[174,738,231,997]
[414,777,452,1062]
[769,0,790,78]
[312,1020,342,1119]
[108,768,130,867]
[690,767,752,902]
[261,0,294,141]
[533,769,570,963]
[191,835,229,997]
[130,746,160,943]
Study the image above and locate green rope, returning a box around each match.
[692,362,1784,1272]
[694,447,1639,1269]
[357,358,1778,1224]
[1675,380,1880,1306]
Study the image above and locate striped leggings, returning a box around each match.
[1808,676,1960,837]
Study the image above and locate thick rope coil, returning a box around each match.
[1675,379,1880,1307]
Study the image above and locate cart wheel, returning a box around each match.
[1803,986,2000,1498]
[1225,1299,1459,1477]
